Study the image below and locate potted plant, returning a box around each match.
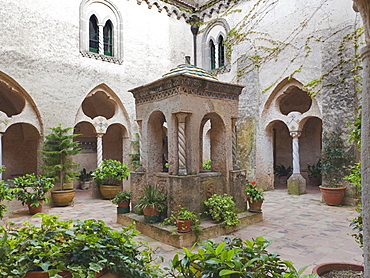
[320,130,352,205]
[0,165,13,219]
[40,125,81,207]
[244,181,265,213]
[112,190,131,214]
[274,164,292,184]
[305,160,322,186]
[201,159,212,172]
[91,159,130,199]
[78,168,93,190]
[12,174,54,215]
[135,184,167,223]
[204,194,240,227]
[163,205,200,233]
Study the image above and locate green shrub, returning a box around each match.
[204,194,240,227]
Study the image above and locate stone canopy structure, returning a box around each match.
[129,64,245,214]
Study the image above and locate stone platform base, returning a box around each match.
[117,211,263,248]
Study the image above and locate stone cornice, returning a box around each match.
[130,74,244,104]
[132,0,236,21]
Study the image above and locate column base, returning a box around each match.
[287,173,306,195]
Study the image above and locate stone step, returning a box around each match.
[117,211,263,248]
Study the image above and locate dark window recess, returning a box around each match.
[103,21,113,56]
[210,40,216,70]
[218,36,225,67]
[89,15,99,53]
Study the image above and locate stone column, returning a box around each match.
[0,133,3,180]
[96,133,103,168]
[232,118,240,170]
[176,113,188,175]
[136,120,144,172]
[353,1,370,275]
[287,131,306,195]
[291,131,301,174]
[98,24,104,54]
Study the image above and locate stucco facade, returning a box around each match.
[0,0,362,199]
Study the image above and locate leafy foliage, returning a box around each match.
[0,215,163,278]
[244,181,264,201]
[0,165,13,219]
[40,125,81,191]
[91,159,130,185]
[111,190,131,204]
[12,174,54,207]
[321,130,352,187]
[168,236,317,278]
[203,159,212,170]
[128,133,141,167]
[274,164,292,177]
[305,160,322,179]
[204,194,240,227]
[78,168,92,182]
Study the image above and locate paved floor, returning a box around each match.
[1,185,363,275]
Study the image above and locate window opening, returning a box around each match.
[89,15,99,53]
[103,21,113,56]
[210,40,216,70]
[218,36,225,68]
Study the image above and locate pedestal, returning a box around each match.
[287,173,306,195]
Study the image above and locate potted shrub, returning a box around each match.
[244,181,265,213]
[0,165,13,219]
[12,174,54,215]
[112,190,131,214]
[135,184,167,223]
[320,130,352,205]
[274,164,292,184]
[78,168,93,190]
[305,160,322,186]
[40,125,81,207]
[163,205,200,233]
[204,194,240,227]
[91,159,130,199]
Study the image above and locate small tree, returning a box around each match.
[40,125,81,191]
[321,130,352,187]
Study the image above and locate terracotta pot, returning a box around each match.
[319,186,346,206]
[247,198,263,213]
[177,219,191,233]
[279,175,288,184]
[24,270,72,278]
[143,205,161,223]
[27,201,43,215]
[100,185,122,199]
[51,189,75,207]
[95,269,119,278]
[117,200,130,214]
[117,200,130,208]
[312,262,363,277]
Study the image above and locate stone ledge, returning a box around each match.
[117,211,263,248]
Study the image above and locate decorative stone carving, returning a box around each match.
[176,113,189,175]
[93,116,108,134]
[80,51,123,65]
[0,112,10,132]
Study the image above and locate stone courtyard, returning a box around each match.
[0,185,363,276]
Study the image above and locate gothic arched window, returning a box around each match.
[104,21,113,56]
[89,15,99,53]
[218,36,225,68]
[210,40,216,70]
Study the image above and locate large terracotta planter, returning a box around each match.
[27,201,43,215]
[24,271,72,278]
[177,219,191,233]
[51,189,75,207]
[319,186,346,206]
[247,198,263,213]
[100,185,122,199]
[312,262,363,277]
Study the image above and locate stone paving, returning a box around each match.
[1,185,363,275]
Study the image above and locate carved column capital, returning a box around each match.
[353,0,370,44]
[290,131,301,139]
